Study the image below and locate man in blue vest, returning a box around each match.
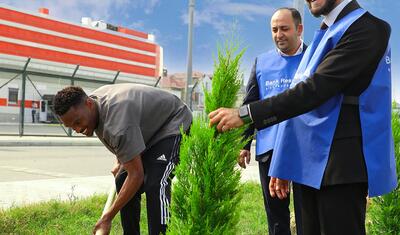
[209,0,397,234]
[239,7,305,235]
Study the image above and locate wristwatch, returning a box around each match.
[239,105,252,124]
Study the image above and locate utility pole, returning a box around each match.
[185,0,195,106]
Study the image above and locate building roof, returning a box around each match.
[160,71,209,89]
[0,4,163,84]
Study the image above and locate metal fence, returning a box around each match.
[0,60,118,137]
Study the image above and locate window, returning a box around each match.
[8,88,19,105]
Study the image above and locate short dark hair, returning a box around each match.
[275,7,302,27]
[53,86,88,116]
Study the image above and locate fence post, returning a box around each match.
[68,65,80,137]
[18,58,31,137]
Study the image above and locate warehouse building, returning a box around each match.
[0,4,163,135]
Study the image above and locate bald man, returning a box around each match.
[239,8,305,235]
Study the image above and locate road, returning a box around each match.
[0,146,115,182]
[0,146,115,209]
[0,145,259,209]
[0,123,78,136]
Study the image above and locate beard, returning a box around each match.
[307,0,337,17]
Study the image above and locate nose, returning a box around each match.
[277,29,284,38]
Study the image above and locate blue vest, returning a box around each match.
[269,8,397,197]
[255,50,304,157]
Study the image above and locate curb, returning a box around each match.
[0,137,102,147]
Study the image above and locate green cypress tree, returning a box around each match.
[367,103,400,234]
[167,39,247,235]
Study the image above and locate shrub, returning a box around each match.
[167,39,247,234]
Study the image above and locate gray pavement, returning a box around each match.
[0,176,114,209]
[0,145,115,209]
[0,135,102,146]
[0,122,73,136]
[0,137,259,210]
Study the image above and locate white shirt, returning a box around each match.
[278,39,304,56]
[323,0,352,27]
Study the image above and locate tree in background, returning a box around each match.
[167,39,247,234]
[367,103,400,234]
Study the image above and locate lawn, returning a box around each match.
[0,182,270,234]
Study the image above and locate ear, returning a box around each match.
[85,97,93,109]
[297,24,304,37]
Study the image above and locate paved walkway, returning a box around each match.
[1,172,259,210]
[0,136,259,210]
[0,135,102,146]
[0,176,113,209]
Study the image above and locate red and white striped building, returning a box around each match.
[0,4,163,123]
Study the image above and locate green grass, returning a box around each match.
[0,182,269,234]
[236,182,269,234]
[0,195,126,235]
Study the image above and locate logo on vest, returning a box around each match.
[265,77,291,90]
[386,56,391,65]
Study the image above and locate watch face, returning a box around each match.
[239,106,248,117]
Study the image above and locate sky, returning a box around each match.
[1,0,399,101]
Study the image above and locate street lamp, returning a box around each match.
[185,0,195,105]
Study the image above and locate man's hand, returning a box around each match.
[208,108,244,132]
[238,150,251,169]
[269,177,290,199]
[93,215,112,235]
[94,156,144,235]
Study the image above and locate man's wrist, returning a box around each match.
[239,105,253,124]
[102,211,114,222]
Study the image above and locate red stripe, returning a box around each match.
[24,100,33,108]
[155,45,160,77]
[0,98,6,106]
[8,103,18,107]
[0,41,156,77]
[0,7,156,52]
[0,25,156,65]
[0,98,39,107]
[118,27,147,38]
